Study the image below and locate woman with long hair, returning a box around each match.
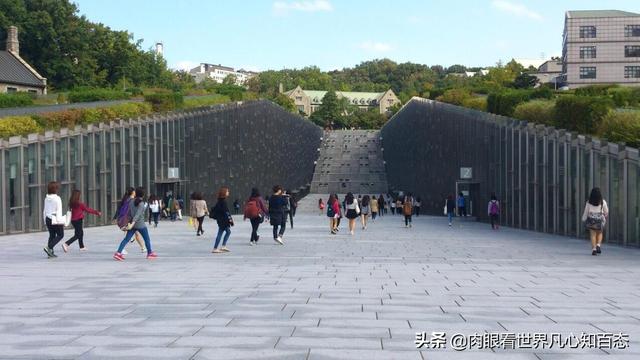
[318,198,325,215]
[62,189,101,252]
[327,194,340,234]
[244,188,268,245]
[344,192,360,235]
[370,195,379,221]
[113,187,156,261]
[582,187,609,256]
[113,187,146,254]
[360,195,371,230]
[212,187,233,253]
[190,192,208,236]
[268,185,287,244]
[42,181,64,258]
[148,194,161,227]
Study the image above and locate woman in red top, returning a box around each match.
[62,190,101,252]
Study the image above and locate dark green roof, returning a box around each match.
[566,10,640,18]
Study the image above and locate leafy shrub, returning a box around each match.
[68,88,130,103]
[554,96,614,134]
[56,93,67,104]
[609,87,640,107]
[125,87,144,97]
[34,109,84,129]
[183,95,231,108]
[0,93,34,108]
[436,88,471,106]
[530,86,553,100]
[144,92,184,112]
[598,111,640,148]
[461,97,487,111]
[513,100,555,126]
[574,85,616,97]
[487,89,531,116]
[0,116,42,138]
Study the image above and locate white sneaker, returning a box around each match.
[275,236,283,245]
[62,243,69,253]
[141,247,146,253]
[122,249,128,255]
[249,241,255,246]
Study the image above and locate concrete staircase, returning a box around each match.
[310,130,388,195]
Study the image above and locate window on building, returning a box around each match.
[624,66,640,78]
[6,87,17,93]
[579,67,596,79]
[579,26,596,38]
[295,96,302,101]
[297,105,304,112]
[625,25,640,37]
[579,46,597,59]
[625,45,640,57]
[27,90,38,94]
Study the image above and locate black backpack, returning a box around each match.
[208,205,217,219]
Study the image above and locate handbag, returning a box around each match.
[585,205,605,230]
[443,201,447,215]
[51,211,71,226]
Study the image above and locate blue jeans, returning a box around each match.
[118,227,152,254]
[447,212,454,224]
[214,226,231,249]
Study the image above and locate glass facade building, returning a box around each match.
[382,98,640,247]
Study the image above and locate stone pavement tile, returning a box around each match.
[70,335,178,346]
[11,324,109,335]
[171,335,278,348]
[293,326,390,338]
[0,345,92,359]
[196,325,295,337]
[308,349,422,360]
[76,346,199,360]
[140,318,232,327]
[319,319,410,328]
[0,334,79,346]
[0,316,61,326]
[193,348,308,360]
[99,325,202,336]
[229,318,319,327]
[292,310,377,320]
[277,336,382,350]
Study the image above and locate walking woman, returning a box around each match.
[43,181,65,258]
[457,192,467,217]
[268,185,287,245]
[403,193,414,228]
[327,194,340,234]
[378,194,385,216]
[318,198,325,215]
[488,194,500,230]
[390,198,396,215]
[148,195,161,227]
[445,194,456,227]
[360,195,371,230]
[344,192,360,235]
[212,187,233,253]
[62,190,101,252]
[114,188,146,254]
[113,187,157,261]
[370,195,379,220]
[582,187,609,256]
[190,192,208,236]
[245,188,268,245]
[415,197,422,216]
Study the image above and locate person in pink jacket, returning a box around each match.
[62,190,101,252]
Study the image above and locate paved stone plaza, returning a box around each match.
[1,196,639,360]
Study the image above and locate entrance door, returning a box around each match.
[456,182,481,217]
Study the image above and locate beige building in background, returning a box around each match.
[562,10,640,88]
[0,26,47,95]
[284,86,400,115]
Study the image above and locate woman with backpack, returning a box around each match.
[344,192,360,236]
[370,195,379,220]
[190,192,208,236]
[62,189,101,252]
[582,188,608,256]
[113,187,157,261]
[403,193,414,228]
[268,185,287,245]
[43,181,65,258]
[445,194,456,227]
[360,195,371,230]
[114,188,146,254]
[211,187,233,253]
[244,188,268,246]
[488,194,500,230]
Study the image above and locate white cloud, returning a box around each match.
[173,60,199,71]
[273,0,333,14]
[358,41,393,53]
[491,0,542,21]
[407,15,422,24]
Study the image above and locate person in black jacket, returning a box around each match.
[269,185,287,245]
[446,194,456,227]
[212,187,233,253]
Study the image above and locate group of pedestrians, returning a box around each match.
[41,181,611,259]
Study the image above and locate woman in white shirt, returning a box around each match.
[344,192,360,236]
[43,181,64,258]
[582,187,609,256]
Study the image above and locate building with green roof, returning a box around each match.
[284,86,400,116]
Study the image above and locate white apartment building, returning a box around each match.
[189,63,257,86]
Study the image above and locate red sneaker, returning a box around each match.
[113,252,125,261]
[146,252,158,259]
